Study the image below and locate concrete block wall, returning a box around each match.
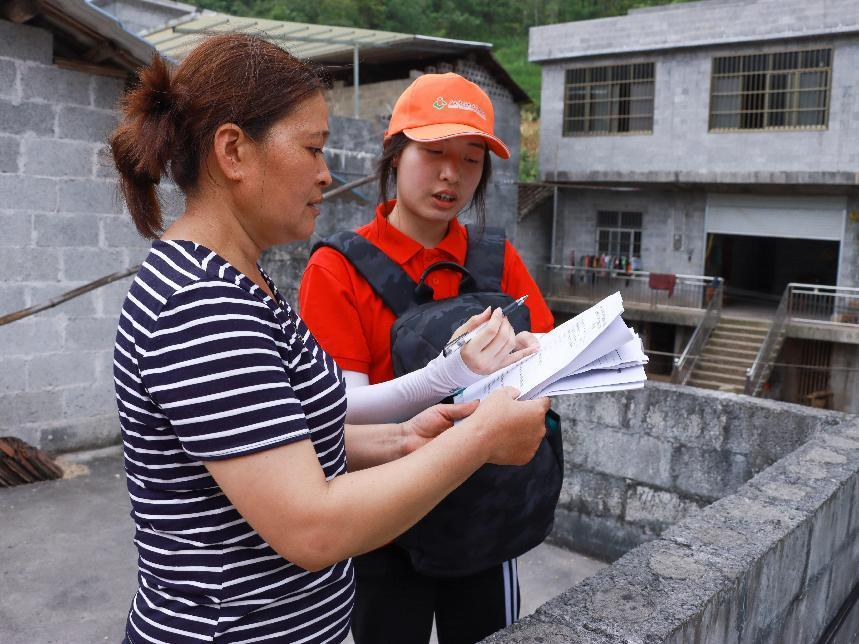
[548,382,846,560]
[484,404,859,644]
[0,19,162,453]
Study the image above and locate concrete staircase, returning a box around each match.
[687,317,772,393]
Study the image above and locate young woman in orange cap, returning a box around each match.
[300,73,555,644]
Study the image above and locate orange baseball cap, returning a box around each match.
[384,73,510,159]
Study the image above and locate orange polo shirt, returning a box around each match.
[299,201,554,385]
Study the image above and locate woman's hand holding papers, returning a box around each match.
[467,387,549,466]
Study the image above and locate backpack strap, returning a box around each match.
[464,225,506,293]
[311,231,417,316]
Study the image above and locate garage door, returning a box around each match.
[705,194,845,241]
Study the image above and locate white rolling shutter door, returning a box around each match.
[705,194,845,241]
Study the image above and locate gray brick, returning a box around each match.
[0,99,54,136]
[63,248,127,282]
[672,447,752,500]
[558,468,626,518]
[39,414,121,453]
[0,284,27,318]
[58,178,118,214]
[28,284,97,318]
[0,59,16,99]
[100,277,136,318]
[0,391,64,426]
[0,356,28,394]
[27,350,97,389]
[573,423,673,487]
[0,212,30,247]
[0,20,53,64]
[625,485,702,527]
[0,247,60,281]
[0,134,20,172]
[23,138,94,177]
[57,105,117,142]
[101,213,149,249]
[91,76,124,110]
[62,380,116,419]
[34,213,99,247]
[0,174,57,211]
[65,316,118,352]
[0,316,63,356]
[21,64,91,106]
[95,145,118,179]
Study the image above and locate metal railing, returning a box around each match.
[672,277,724,385]
[743,282,859,396]
[541,264,720,311]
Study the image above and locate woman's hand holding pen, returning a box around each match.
[450,307,540,375]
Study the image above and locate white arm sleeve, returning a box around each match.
[343,351,483,424]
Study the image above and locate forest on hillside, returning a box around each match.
[194,0,690,103]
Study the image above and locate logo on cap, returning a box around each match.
[432,96,447,110]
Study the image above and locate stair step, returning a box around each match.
[711,330,768,342]
[707,338,763,350]
[686,378,744,393]
[689,368,747,383]
[700,348,758,361]
[720,316,772,327]
[694,357,752,371]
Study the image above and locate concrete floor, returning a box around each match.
[0,448,606,644]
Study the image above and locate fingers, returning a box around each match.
[514,331,540,352]
[436,400,479,421]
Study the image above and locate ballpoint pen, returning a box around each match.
[442,295,529,357]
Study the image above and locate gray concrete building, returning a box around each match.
[528,0,859,412]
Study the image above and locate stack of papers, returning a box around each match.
[454,292,648,402]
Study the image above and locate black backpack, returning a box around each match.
[312,225,563,577]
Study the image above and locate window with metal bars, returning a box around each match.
[563,62,655,136]
[709,48,832,131]
[596,211,642,257]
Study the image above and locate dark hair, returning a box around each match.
[110,34,325,238]
[376,133,493,228]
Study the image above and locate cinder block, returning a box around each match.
[101,213,149,249]
[769,565,831,644]
[94,145,118,179]
[0,20,53,64]
[0,134,19,172]
[551,507,651,561]
[0,174,57,211]
[0,283,27,317]
[0,246,60,281]
[639,386,727,449]
[0,316,63,356]
[62,380,116,418]
[57,105,117,142]
[63,247,127,282]
[58,178,119,214]
[21,63,91,106]
[34,213,99,247]
[806,470,856,581]
[0,211,30,247]
[23,138,94,177]
[99,277,136,319]
[64,316,118,352]
[625,485,702,527]
[0,356,28,394]
[0,390,63,427]
[39,414,121,454]
[0,59,16,99]
[28,283,98,318]
[672,447,751,500]
[559,468,626,518]
[0,99,54,136]
[27,350,97,389]
[91,76,124,110]
[576,423,673,488]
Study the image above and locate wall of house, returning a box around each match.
[536,38,859,187]
[0,18,179,453]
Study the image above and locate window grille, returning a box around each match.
[563,63,655,136]
[709,48,832,131]
[596,211,642,257]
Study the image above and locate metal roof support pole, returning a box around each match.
[550,184,559,266]
[353,46,360,119]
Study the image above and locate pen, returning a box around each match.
[442,295,528,357]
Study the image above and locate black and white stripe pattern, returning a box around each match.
[115,240,353,643]
[502,558,519,626]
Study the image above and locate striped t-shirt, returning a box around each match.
[114,239,353,643]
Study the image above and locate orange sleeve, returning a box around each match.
[298,249,372,374]
[500,241,555,332]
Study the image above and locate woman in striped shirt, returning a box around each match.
[109,34,549,643]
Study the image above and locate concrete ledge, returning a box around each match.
[483,395,859,643]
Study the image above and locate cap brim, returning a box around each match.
[402,123,511,159]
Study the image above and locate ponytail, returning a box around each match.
[110,55,180,239]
